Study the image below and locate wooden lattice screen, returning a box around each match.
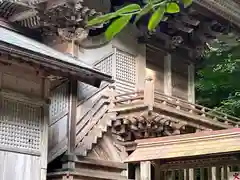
[50,82,69,120]
[115,49,137,94]
[0,96,42,153]
[94,54,113,76]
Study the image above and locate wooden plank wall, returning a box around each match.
[146,50,190,101]
[48,82,69,162]
[146,49,165,93]
[0,151,41,180]
[171,55,188,100]
[0,58,50,180]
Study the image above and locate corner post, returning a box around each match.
[164,53,172,96]
[188,63,195,103]
[144,77,154,112]
[65,79,78,169]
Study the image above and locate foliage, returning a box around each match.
[196,44,240,117]
[87,0,193,40]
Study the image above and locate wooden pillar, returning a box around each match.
[166,171,173,180]
[65,79,78,169]
[189,168,194,180]
[211,167,217,180]
[67,80,78,153]
[216,166,221,180]
[144,77,154,112]
[184,169,189,180]
[41,78,50,180]
[200,168,204,180]
[224,166,230,180]
[140,161,151,180]
[179,170,184,180]
[188,63,195,103]
[164,53,172,96]
[221,167,224,180]
[135,164,141,180]
[154,164,161,180]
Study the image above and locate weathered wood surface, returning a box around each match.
[0,151,41,180]
[75,85,117,156]
[125,128,240,162]
[0,61,50,180]
[48,81,69,163]
[108,78,240,141]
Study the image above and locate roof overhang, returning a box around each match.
[193,0,240,29]
[125,128,240,163]
[0,26,113,87]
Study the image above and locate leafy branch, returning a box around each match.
[87,0,193,40]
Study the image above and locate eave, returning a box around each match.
[0,27,113,87]
[125,128,240,163]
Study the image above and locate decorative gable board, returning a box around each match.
[87,132,128,162]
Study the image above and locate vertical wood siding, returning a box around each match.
[48,82,69,160]
[0,151,41,180]
[0,62,49,180]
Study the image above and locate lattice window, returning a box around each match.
[94,55,113,75]
[116,50,136,84]
[0,97,42,152]
[50,82,69,118]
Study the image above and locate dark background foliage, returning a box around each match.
[196,44,240,118]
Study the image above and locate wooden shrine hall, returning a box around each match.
[0,0,239,180]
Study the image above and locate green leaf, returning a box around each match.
[134,3,153,24]
[166,2,180,13]
[182,0,193,8]
[87,13,117,27]
[116,4,141,15]
[148,5,165,31]
[105,15,132,41]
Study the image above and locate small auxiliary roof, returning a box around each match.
[125,128,240,163]
[0,26,113,87]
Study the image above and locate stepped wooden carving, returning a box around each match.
[73,77,240,158]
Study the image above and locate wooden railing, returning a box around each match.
[154,91,240,127]
[111,77,240,128]
[113,90,144,105]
